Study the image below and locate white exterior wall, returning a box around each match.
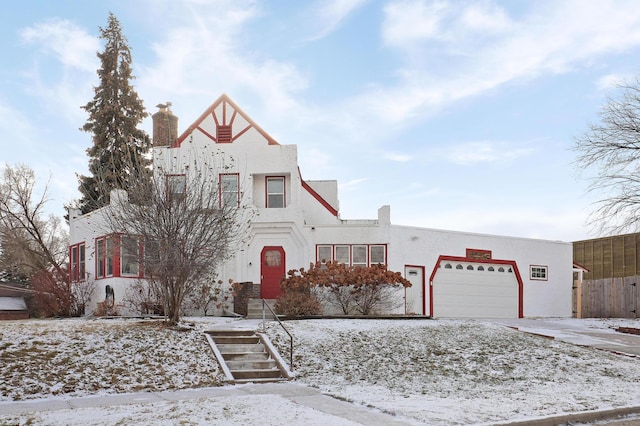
[68,95,573,318]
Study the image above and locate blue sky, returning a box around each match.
[2,0,639,242]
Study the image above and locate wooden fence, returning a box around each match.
[574,276,639,318]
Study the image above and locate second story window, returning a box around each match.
[220,174,239,208]
[166,174,186,202]
[266,176,285,208]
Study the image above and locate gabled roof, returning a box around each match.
[173,93,279,147]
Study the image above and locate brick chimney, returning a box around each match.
[152,102,178,146]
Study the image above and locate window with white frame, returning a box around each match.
[316,244,387,267]
[370,245,386,265]
[220,173,239,208]
[317,245,332,264]
[166,174,186,202]
[530,265,548,280]
[335,245,350,265]
[351,245,368,268]
[266,176,285,208]
[121,235,141,276]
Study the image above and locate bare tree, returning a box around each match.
[102,155,250,325]
[0,164,72,316]
[575,78,640,234]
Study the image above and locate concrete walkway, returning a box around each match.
[488,318,640,357]
[0,382,413,426]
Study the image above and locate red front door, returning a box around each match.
[260,246,285,299]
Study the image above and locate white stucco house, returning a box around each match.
[68,94,572,318]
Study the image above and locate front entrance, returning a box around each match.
[260,246,286,299]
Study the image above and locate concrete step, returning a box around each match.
[226,359,277,370]
[230,369,283,380]
[216,343,265,353]
[212,336,261,345]
[206,329,255,337]
[204,327,291,384]
[222,352,270,361]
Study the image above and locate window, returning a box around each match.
[166,174,186,202]
[266,176,285,208]
[69,243,86,282]
[96,236,114,278]
[444,263,452,269]
[477,266,484,271]
[456,264,463,270]
[352,245,368,268]
[121,236,140,276]
[220,174,239,208]
[466,265,474,270]
[315,244,386,267]
[335,245,350,265]
[370,245,386,265]
[317,245,332,264]
[531,265,548,281]
[488,266,495,272]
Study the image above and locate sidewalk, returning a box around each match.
[0,382,415,426]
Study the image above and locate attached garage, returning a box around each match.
[430,255,523,318]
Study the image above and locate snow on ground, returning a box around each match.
[0,317,639,425]
[265,318,640,425]
[0,318,225,401]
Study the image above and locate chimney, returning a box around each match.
[152,102,178,147]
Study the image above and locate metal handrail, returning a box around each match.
[261,299,294,371]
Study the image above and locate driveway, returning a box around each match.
[488,318,640,357]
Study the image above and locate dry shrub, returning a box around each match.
[274,291,322,316]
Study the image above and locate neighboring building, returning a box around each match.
[573,234,640,318]
[68,94,573,319]
[0,282,31,320]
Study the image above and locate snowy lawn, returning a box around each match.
[1,317,640,425]
[0,318,224,401]
[266,318,640,425]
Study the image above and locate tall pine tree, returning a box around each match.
[78,12,151,213]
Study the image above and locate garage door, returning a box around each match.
[432,261,520,318]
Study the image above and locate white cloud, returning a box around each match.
[306,0,369,41]
[382,151,412,162]
[20,19,99,72]
[339,178,368,191]
[139,1,309,123]
[439,141,534,165]
[359,0,640,126]
[595,73,634,91]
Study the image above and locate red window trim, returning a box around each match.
[69,242,86,283]
[315,244,388,266]
[95,234,145,280]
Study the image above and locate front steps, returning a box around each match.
[246,298,277,319]
[205,329,292,384]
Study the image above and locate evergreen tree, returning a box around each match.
[77,12,151,213]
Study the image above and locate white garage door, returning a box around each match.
[432,262,519,318]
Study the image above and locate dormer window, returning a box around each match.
[266,176,285,208]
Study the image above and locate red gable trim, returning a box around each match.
[173,93,280,147]
[299,168,338,217]
[428,254,524,318]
